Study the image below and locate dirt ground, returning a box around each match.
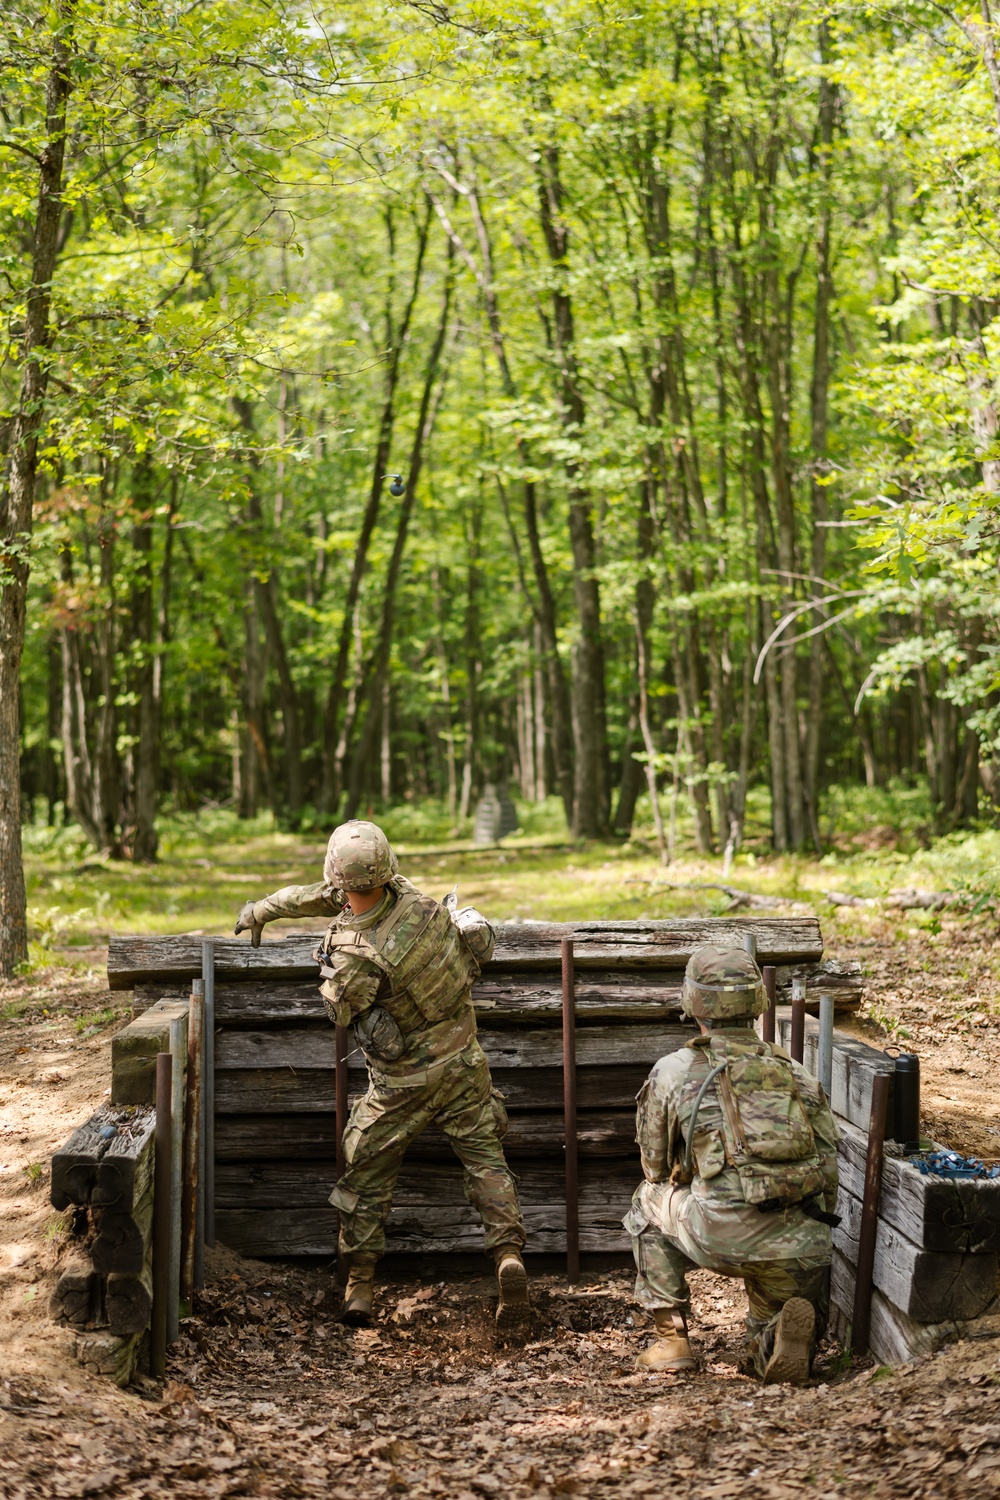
[4,917,1000,1498]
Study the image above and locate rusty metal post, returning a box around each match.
[761,965,777,1045]
[201,940,215,1248]
[151,1051,173,1378]
[561,937,579,1284]
[181,981,204,1302]
[335,1023,349,1178]
[817,994,835,1100]
[852,1071,890,1356]
[790,975,806,1065]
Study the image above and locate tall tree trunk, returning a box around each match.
[460,179,574,824]
[0,10,73,969]
[320,205,432,810]
[127,468,158,862]
[804,21,836,853]
[536,142,607,837]
[231,397,303,820]
[343,237,454,818]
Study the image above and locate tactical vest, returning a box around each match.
[674,1036,825,1209]
[323,883,478,1032]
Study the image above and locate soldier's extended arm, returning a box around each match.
[234,881,345,946]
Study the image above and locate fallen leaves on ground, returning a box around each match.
[3,1252,1000,1499]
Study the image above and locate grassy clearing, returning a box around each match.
[17,781,1000,961]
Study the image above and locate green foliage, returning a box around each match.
[5,0,1000,866]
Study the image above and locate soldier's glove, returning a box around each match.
[235,899,265,948]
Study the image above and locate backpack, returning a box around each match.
[680,1036,825,1209]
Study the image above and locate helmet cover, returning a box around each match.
[324,820,398,892]
[681,944,766,1022]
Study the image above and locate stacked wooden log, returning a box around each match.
[48,999,189,1386]
[49,1104,156,1382]
[46,917,1000,1378]
[775,1011,1000,1363]
[111,919,836,1259]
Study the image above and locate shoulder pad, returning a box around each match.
[316,928,388,981]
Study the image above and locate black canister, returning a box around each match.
[893,1053,921,1152]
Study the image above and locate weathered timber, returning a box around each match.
[215,1064,651,1115]
[830,1249,959,1363]
[106,1261,153,1337]
[92,1188,153,1277]
[107,918,824,989]
[111,1000,187,1107]
[776,1010,894,1132]
[111,1001,186,1341]
[74,1329,144,1388]
[49,1257,101,1328]
[777,959,864,1011]
[836,1116,1000,1255]
[216,1206,631,1258]
[214,1109,639,1161]
[833,1180,998,1322]
[51,1106,155,1212]
[213,1022,693,1073]
[135,962,859,1027]
[215,1160,637,1211]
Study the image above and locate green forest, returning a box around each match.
[2,0,1000,972]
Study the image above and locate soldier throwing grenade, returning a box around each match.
[235,820,529,1331]
[626,945,841,1384]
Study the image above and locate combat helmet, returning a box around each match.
[681,944,766,1024]
[324,820,398,891]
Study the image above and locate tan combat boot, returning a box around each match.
[636,1309,696,1372]
[341,1256,376,1327]
[494,1244,531,1332]
[762,1297,814,1386]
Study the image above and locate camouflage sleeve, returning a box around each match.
[792,1061,841,1211]
[319,944,384,1027]
[636,1053,689,1183]
[254,881,345,925]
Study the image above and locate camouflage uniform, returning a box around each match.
[244,847,525,1264]
[627,948,840,1378]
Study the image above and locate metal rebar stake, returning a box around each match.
[184,980,205,1300]
[151,1051,173,1379]
[761,965,777,1045]
[561,936,579,1284]
[790,976,806,1065]
[201,940,216,1248]
[853,1072,890,1356]
[817,993,834,1100]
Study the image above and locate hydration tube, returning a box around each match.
[682,1060,730,1178]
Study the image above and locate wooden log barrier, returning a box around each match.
[106,1264,154,1337]
[108,918,826,989]
[90,922,1000,1374]
[49,1257,101,1328]
[833,1179,997,1323]
[74,1330,144,1389]
[91,1190,153,1276]
[51,1106,156,1213]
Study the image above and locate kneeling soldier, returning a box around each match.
[235,820,528,1330]
[626,945,840,1384]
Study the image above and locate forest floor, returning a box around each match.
[4,810,1000,1495]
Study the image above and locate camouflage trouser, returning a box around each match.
[328,1047,525,1260]
[627,1185,829,1378]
